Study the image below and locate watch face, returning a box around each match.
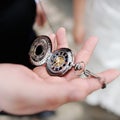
[29,35,52,66]
[46,48,74,76]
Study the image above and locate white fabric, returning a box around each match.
[83,0,120,116]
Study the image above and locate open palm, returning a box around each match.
[0,28,119,115]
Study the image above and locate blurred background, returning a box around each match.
[1,0,120,120]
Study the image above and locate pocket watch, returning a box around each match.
[29,35,74,76]
[29,35,106,89]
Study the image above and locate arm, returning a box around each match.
[0,27,119,115]
[35,0,46,26]
[73,0,86,25]
[73,0,86,43]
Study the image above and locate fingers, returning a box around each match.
[67,69,120,102]
[65,37,98,80]
[86,69,120,93]
[49,27,68,50]
[56,27,69,49]
[75,37,98,64]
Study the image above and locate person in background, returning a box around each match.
[0,0,46,68]
[73,0,120,116]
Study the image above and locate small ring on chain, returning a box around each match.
[74,61,86,71]
[73,61,86,76]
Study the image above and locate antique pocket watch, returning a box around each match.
[29,35,74,76]
[29,35,106,88]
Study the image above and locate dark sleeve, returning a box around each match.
[0,0,36,34]
[0,0,36,68]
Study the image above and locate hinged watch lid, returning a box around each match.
[29,35,52,66]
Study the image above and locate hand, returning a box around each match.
[35,2,46,27]
[0,28,119,115]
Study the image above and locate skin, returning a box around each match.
[35,2,46,27]
[0,27,119,115]
[73,0,86,44]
